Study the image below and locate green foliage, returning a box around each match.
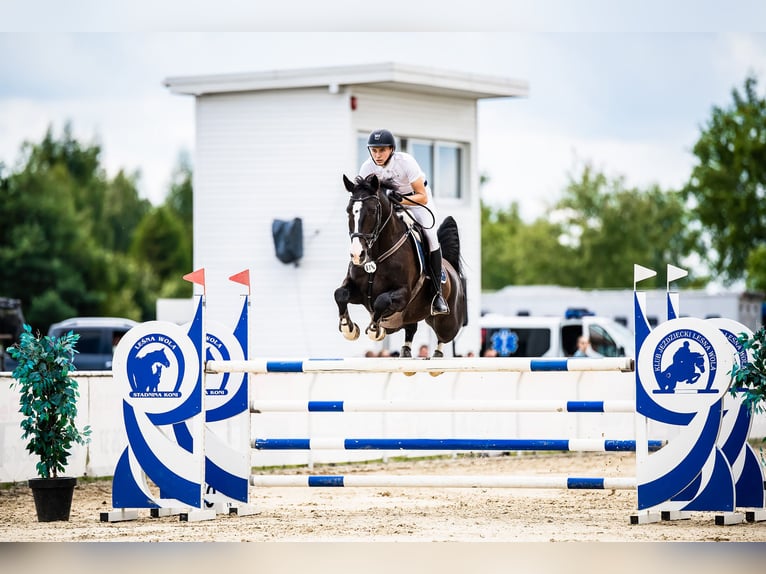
[684,75,766,286]
[730,327,766,415]
[745,245,766,293]
[555,164,698,289]
[480,163,699,290]
[130,205,192,298]
[8,324,91,479]
[0,123,179,331]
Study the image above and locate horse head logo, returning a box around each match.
[130,347,172,393]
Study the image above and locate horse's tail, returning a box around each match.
[437,216,462,276]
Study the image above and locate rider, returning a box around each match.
[358,128,449,316]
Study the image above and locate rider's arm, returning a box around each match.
[404,176,428,205]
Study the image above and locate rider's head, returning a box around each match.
[367,129,396,166]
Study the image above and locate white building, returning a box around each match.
[164,62,527,357]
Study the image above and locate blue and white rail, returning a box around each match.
[249,475,637,489]
[207,356,634,374]
[252,438,663,452]
[250,399,635,413]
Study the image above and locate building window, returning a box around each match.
[357,133,467,200]
[436,143,461,199]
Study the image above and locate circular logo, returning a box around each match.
[112,321,200,415]
[491,329,519,357]
[708,317,753,368]
[637,317,734,415]
[184,319,246,412]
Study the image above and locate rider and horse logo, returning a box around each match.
[651,329,718,394]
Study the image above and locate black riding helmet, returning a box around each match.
[367,129,396,165]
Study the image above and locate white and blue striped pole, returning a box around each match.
[250,400,635,413]
[207,357,634,374]
[251,438,663,452]
[249,474,637,490]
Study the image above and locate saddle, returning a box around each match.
[395,208,426,277]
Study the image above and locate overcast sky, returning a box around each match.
[2,1,765,220]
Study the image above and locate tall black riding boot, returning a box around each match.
[429,249,450,316]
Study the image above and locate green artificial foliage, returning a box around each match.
[730,327,766,415]
[8,324,91,478]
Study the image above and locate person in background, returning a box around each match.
[418,344,430,358]
[574,336,602,357]
[359,128,449,315]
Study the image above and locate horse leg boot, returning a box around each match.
[428,248,449,316]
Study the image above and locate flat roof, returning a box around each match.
[164,62,528,100]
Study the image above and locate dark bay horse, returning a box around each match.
[334,174,467,357]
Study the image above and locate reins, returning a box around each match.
[349,190,415,309]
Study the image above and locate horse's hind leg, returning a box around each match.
[432,342,445,358]
[400,323,418,358]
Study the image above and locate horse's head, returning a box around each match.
[148,348,171,368]
[343,173,394,266]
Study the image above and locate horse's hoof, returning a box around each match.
[400,347,412,358]
[340,322,360,341]
[432,350,444,358]
[366,325,385,342]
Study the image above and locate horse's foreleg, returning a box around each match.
[366,288,410,342]
[334,284,360,341]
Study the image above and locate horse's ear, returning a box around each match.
[343,174,355,193]
[366,174,379,190]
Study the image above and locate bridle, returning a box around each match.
[348,193,396,258]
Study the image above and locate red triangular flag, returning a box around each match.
[182,268,206,286]
[229,269,250,288]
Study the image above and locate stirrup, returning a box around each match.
[431,294,450,316]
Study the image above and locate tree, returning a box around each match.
[554,164,698,289]
[683,75,766,287]
[0,124,160,330]
[130,205,192,298]
[480,201,572,290]
[480,163,699,291]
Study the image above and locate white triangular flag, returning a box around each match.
[667,264,688,285]
[633,264,657,285]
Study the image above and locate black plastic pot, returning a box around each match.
[28,477,77,522]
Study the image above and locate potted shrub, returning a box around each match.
[730,326,766,416]
[8,324,91,522]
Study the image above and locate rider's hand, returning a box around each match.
[387,190,404,203]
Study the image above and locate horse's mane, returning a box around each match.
[352,175,398,198]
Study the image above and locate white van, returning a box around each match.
[479,311,635,358]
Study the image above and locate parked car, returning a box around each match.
[47,317,138,371]
[0,297,25,371]
[480,310,635,358]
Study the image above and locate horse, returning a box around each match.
[334,173,467,358]
[658,342,705,391]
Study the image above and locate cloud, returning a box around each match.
[0,93,194,203]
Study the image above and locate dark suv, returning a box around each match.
[47,317,138,371]
[0,297,25,371]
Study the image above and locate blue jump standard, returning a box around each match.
[252,438,663,451]
[302,400,617,413]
